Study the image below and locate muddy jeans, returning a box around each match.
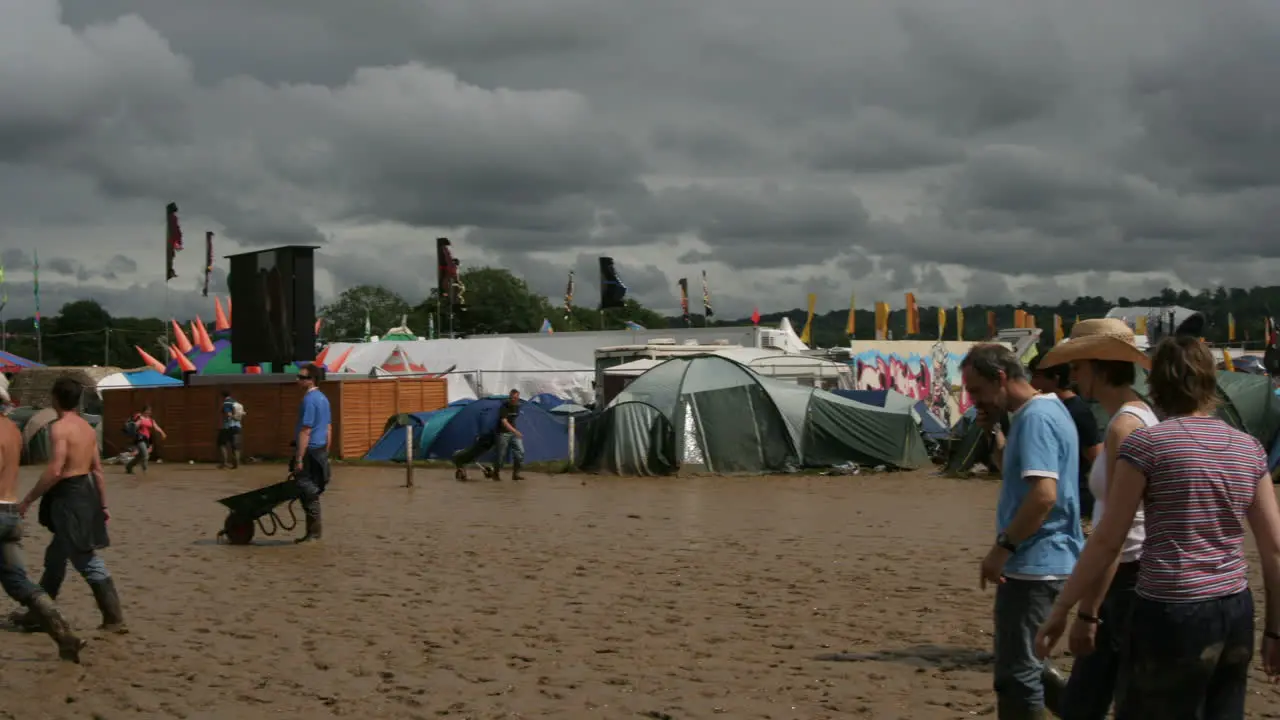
[1059,560,1140,719]
[125,440,150,472]
[994,578,1064,715]
[1116,590,1254,720]
[493,432,524,472]
[40,529,110,598]
[0,508,44,605]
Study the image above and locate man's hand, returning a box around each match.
[976,408,997,430]
[16,499,29,518]
[516,431,524,438]
[102,507,111,524]
[1068,616,1097,657]
[979,544,1010,589]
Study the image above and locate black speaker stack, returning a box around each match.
[226,246,318,366]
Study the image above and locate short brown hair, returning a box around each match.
[301,363,324,383]
[1146,336,1219,416]
[1090,360,1137,388]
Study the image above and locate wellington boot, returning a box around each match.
[996,695,1048,720]
[29,594,86,663]
[510,462,523,482]
[89,578,128,634]
[295,516,322,543]
[9,589,54,633]
[1041,665,1068,718]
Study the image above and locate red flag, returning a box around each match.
[751,307,760,325]
[165,202,183,281]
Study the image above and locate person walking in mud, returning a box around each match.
[292,364,330,543]
[218,390,244,469]
[125,403,166,474]
[0,404,85,661]
[11,376,127,636]
[493,389,524,481]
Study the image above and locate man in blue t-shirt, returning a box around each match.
[961,344,1082,719]
[218,391,244,470]
[292,363,331,543]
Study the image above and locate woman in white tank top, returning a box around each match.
[1032,318,1155,720]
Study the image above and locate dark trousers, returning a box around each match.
[292,447,329,523]
[994,578,1065,714]
[1078,480,1095,520]
[1059,560,1140,720]
[0,509,43,606]
[1116,589,1254,720]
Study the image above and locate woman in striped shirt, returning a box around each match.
[1035,336,1280,718]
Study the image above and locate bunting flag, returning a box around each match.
[563,270,575,320]
[845,292,856,337]
[905,293,919,335]
[751,307,761,326]
[165,202,183,281]
[1228,312,1236,342]
[1223,347,1236,372]
[986,310,997,339]
[875,301,890,340]
[598,257,627,309]
[678,278,690,326]
[203,231,213,297]
[956,305,965,340]
[799,293,817,345]
[539,318,554,334]
[32,250,40,330]
[937,306,947,340]
[701,270,713,320]
[1054,314,1064,345]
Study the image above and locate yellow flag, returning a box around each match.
[1014,309,1025,328]
[1228,313,1236,342]
[799,293,816,345]
[875,302,890,339]
[905,293,919,335]
[937,306,947,339]
[956,305,965,340]
[1054,315,1064,345]
[1223,347,1236,372]
[845,292,856,337]
[1135,315,1147,335]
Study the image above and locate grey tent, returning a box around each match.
[575,354,930,475]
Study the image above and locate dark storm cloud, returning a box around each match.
[45,257,77,275]
[1,249,33,271]
[4,0,1280,319]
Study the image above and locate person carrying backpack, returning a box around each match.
[124,405,165,475]
[218,391,245,469]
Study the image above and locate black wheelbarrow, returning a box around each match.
[215,477,302,545]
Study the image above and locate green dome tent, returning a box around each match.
[576,354,930,475]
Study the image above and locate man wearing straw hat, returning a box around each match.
[961,343,1083,720]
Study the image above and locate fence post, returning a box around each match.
[404,422,414,487]
[567,415,575,470]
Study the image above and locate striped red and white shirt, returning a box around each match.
[1117,415,1267,603]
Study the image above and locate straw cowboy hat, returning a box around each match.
[1038,318,1151,370]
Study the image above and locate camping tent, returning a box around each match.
[363,397,572,464]
[575,354,930,475]
[832,389,951,440]
[0,350,42,374]
[9,406,102,464]
[99,368,185,389]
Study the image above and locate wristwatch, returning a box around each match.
[996,532,1018,553]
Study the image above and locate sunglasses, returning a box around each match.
[296,374,311,381]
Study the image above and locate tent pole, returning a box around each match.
[104,327,110,367]
[404,422,414,488]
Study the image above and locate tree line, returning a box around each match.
[4,269,1278,367]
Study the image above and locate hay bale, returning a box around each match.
[9,366,123,409]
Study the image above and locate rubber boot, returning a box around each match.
[295,515,314,543]
[28,593,86,662]
[232,449,241,469]
[9,588,54,632]
[510,460,523,482]
[996,695,1048,720]
[296,509,322,543]
[89,578,128,634]
[1041,666,1067,718]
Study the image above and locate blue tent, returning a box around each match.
[831,389,951,440]
[529,393,569,410]
[363,397,572,463]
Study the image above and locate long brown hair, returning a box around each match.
[1146,336,1219,416]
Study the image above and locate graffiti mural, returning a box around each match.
[848,341,974,424]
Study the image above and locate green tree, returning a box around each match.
[48,300,112,366]
[319,285,411,341]
[451,267,557,335]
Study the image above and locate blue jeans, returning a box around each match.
[494,433,524,471]
[1059,561,1140,719]
[0,509,44,605]
[40,528,110,599]
[1116,590,1254,720]
[994,578,1065,714]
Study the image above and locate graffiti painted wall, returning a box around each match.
[848,341,979,426]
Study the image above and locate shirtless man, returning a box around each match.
[12,377,126,634]
[0,405,84,660]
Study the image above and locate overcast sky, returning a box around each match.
[2,0,1278,321]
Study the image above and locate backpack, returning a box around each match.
[231,401,246,420]
[123,416,139,439]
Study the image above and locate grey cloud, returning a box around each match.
[795,108,967,173]
[1,249,33,271]
[106,254,138,274]
[45,257,77,275]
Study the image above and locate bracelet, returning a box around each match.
[1076,611,1101,625]
[1266,630,1280,641]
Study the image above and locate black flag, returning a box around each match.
[203,231,213,297]
[599,257,627,309]
[165,202,182,281]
